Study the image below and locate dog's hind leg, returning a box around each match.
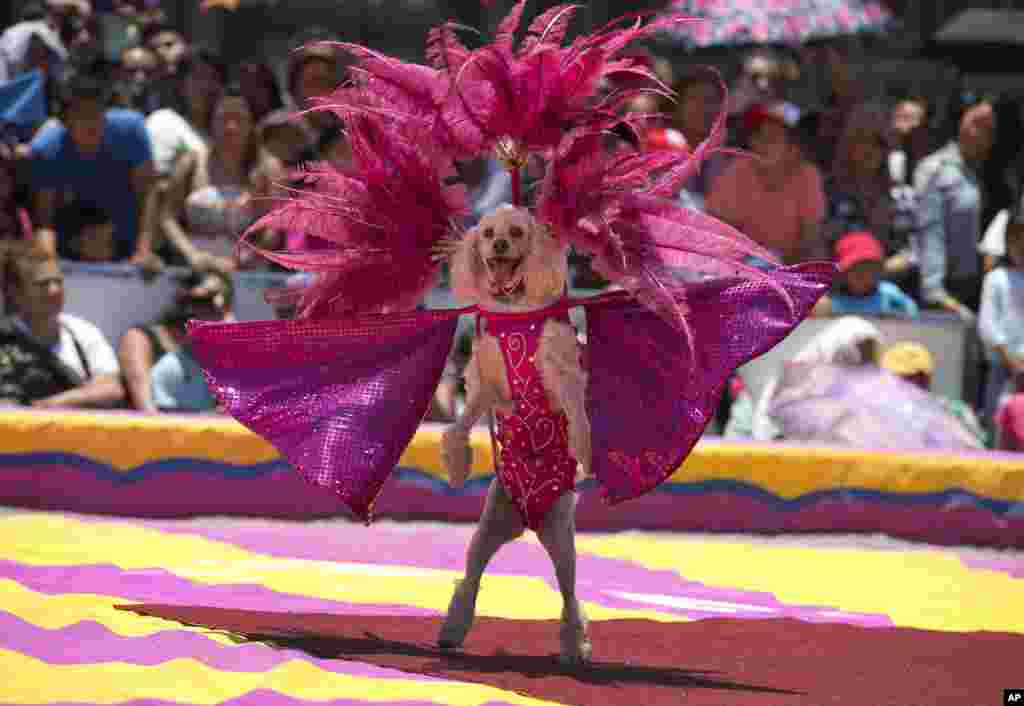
[438,478,524,648]
[537,491,590,663]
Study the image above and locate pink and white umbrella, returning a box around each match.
[660,0,895,49]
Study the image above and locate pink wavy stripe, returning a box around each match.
[958,557,1024,579]
[1,464,350,518]
[4,463,1021,548]
[17,697,454,706]
[0,610,441,685]
[47,520,892,626]
[0,560,436,618]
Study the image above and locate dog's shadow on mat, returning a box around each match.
[227,628,797,694]
[115,604,801,703]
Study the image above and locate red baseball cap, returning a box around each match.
[743,101,800,135]
[643,127,689,153]
[835,231,884,273]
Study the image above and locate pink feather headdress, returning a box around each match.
[243,1,792,333]
[244,106,469,318]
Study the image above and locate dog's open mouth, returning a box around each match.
[486,256,524,296]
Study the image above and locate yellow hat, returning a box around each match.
[881,342,934,376]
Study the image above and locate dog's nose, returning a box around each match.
[493,239,509,255]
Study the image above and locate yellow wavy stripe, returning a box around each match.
[3,411,1022,501]
[0,579,235,641]
[575,533,1024,634]
[0,515,681,625]
[0,648,561,706]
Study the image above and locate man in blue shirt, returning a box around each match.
[28,60,161,270]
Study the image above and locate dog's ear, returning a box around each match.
[524,218,570,303]
[449,226,488,305]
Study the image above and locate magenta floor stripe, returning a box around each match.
[0,560,436,617]
[17,697,464,706]
[0,610,441,683]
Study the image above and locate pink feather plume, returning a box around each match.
[242,110,468,319]
[441,5,693,156]
[535,113,795,346]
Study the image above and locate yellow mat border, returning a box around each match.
[2,410,1022,501]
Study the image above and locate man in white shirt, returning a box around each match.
[0,242,122,408]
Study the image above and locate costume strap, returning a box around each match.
[472,291,629,323]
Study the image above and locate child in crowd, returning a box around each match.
[880,341,987,447]
[978,210,1024,425]
[54,201,115,262]
[814,231,918,318]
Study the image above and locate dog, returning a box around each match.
[433,204,592,662]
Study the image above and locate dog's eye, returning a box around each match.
[509,226,523,239]
[483,228,494,239]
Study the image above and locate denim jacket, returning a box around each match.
[912,142,982,305]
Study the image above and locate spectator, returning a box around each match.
[141,22,186,79]
[912,91,998,318]
[28,60,161,271]
[808,39,864,169]
[148,271,231,413]
[286,29,345,159]
[975,99,1024,274]
[994,393,1024,452]
[236,58,283,123]
[145,46,226,178]
[119,268,231,412]
[739,316,883,440]
[62,9,99,55]
[885,96,930,290]
[880,341,987,448]
[814,231,917,319]
[661,69,728,211]
[978,208,1024,426]
[0,147,31,243]
[160,83,281,273]
[0,18,68,84]
[727,48,795,124]
[824,103,896,253]
[53,200,114,261]
[888,94,930,186]
[0,241,122,408]
[314,122,350,165]
[112,43,158,113]
[981,98,1024,233]
[268,271,311,319]
[258,108,313,168]
[706,101,826,265]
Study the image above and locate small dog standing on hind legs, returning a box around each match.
[433,204,593,663]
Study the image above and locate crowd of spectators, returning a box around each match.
[0,1,1023,451]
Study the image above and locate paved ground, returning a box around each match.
[0,510,1021,705]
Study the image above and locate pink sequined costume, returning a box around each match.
[480,305,579,531]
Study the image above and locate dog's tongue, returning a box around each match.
[489,259,518,289]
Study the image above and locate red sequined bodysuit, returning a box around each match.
[477,303,580,531]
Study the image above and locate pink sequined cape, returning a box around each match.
[188,262,833,523]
